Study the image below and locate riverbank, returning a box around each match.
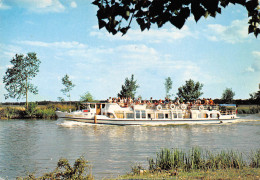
[0,103,259,119]
[19,148,260,179]
[237,104,260,114]
[119,168,260,179]
[0,103,75,119]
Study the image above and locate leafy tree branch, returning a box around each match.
[3,53,41,109]
[93,0,260,37]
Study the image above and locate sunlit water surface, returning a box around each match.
[0,114,259,179]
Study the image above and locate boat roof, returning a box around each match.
[219,104,236,107]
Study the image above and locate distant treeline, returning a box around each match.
[213,99,259,105]
[1,99,259,106]
[0,101,80,106]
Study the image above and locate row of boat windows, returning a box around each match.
[114,110,181,119]
[112,110,220,119]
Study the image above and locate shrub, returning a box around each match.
[25,102,38,117]
[18,157,93,179]
[0,106,22,119]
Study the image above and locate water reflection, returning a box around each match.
[0,121,39,178]
[0,115,259,179]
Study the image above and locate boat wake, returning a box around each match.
[56,119,97,127]
[236,114,260,122]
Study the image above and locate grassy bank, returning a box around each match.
[237,105,260,114]
[19,148,260,179]
[120,147,260,179]
[1,103,259,119]
[119,168,260,179]
[0,103,76,119]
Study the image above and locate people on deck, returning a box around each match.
[106,96,216,110]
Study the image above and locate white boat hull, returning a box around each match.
[58,116,238,126]
[56,103,238,125]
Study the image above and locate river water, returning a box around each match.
[0,114,260,179]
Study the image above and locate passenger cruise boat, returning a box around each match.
[55,102,238,125]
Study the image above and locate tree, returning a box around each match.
[61,74,75,102]
[164,77,173,99]
[118,74,139,99]
[177,79,203,101]
[221,88,235,103]
[249,91,260,100]
[57,97,65,102]
[93,0,260,37]
[3,53,41,109]
[80,91,94,102]
[249,85,260,104]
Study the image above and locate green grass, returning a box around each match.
[119,168,260,179]
[122,148,260,179]
[0,103,76,119]
[237,105,260,114]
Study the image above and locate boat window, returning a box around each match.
[165,114,171,119]
[102,104,105,108]
[148,114,151,119]
[90,104,95,109]
[136,111,140,118]
[173,113,177,118]
[178,113,182,118]
[158,113,164,119]
[107,113,115,118]
[97,104,100,109]
[115,112,124,119]
[141,110,146,119]
[126,113,134,119]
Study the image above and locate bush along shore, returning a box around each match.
[237,105,260,114]
[120,148,260,179]
[19,148,260,179]
[18,156,93,180]
[0,102,259,120]
[0,102,76,119]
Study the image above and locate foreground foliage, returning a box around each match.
[93,0,260,37]
[16,148,260,179]
[122,148,260,179]
[18,157,93,180]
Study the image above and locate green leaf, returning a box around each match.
[98,19,106,29]
[191,3,205,22]
[170,16,186,29]
[248,25,255,34]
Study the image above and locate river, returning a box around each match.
[0,114,260,179]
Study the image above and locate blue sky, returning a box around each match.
[0,0,259,102]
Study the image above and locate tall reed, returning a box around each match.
[148,148,254,173]
[249,149,260,168]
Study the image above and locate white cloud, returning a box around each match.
[90,25,196,43]
[0,0,10,9]
[0,43,23,60]
[245,66,255,72]
[245,51,260,72]
[252,51,260,58]
[18,40,87,49]
[206,19,249,43]
[70,1,77,8]
[7,0,65,13]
